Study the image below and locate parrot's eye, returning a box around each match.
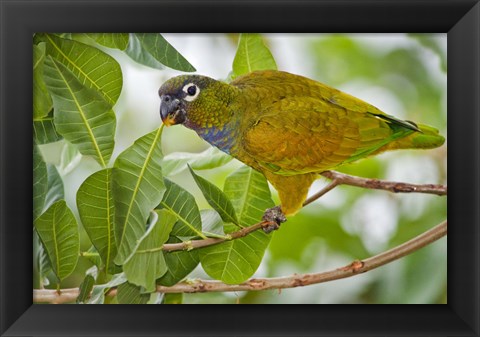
[187,85,196,96]
[182,83,200,102]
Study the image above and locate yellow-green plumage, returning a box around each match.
[159,70,445,217]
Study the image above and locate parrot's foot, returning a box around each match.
[261,206,287,233]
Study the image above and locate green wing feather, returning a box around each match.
[232,70,444,175]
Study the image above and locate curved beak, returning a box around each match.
[160,95,186,127]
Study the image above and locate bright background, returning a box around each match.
[45,34,447,304]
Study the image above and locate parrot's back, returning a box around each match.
[230,70,445,175]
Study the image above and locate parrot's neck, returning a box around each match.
[186,120,239,155]
[184,82,241,154]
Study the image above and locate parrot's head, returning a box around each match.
[158,75,237,129]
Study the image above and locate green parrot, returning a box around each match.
[159,70,445,231]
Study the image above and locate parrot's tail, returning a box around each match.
[381,123,445,152]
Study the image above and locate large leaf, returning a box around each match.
[43,164,64,211]
[231,33,277,80]
[201,209,225,237]
[188,166,239,225]
[40,34,122,105]
[76,274,95,304]
[87,273,126,304]
[33,116,63,144]
[84,33,129,50]
[77,168,117,273]
[43,56,116,168]
[125,33,196,72]
[116,281,150,304]
[33,42,53,119]
[33,230,53,288]
[123,209,176,292]
[34,200,79,281]
[223,166,274,227]
[155,179,205,285]
[156,235,199,287]
[113,127,166,265]
[199,166,274,284]
[33,145,48,220]
[158,179,204,238]
[57,141,82,175]
[156,249,199,287]
[161,147,232,177]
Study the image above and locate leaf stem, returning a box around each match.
[201,231,232,240]
[80,252,100,257]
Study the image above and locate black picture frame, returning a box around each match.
[1,0,479,336]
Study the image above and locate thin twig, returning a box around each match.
[162,221,266,251]
[33,220,447,302]
[303,180,339,206]
[320,170,447,196]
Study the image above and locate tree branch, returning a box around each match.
[33,220,447,302]
[164,170,447,252]
[157,220,447,293]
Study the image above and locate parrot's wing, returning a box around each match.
[326,90,421,132]
[241,96,413,175]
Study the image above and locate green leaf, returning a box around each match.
[224,166,274,227]
[116,281,150,304]
[161,147,233,177]
[57,141,82,175]
[125,33,196,72]
[123,209,176,292]
[76,274,95,303]
[33,145,48,220]
[34,200,79,281]
[43,57,116,168]
[87,273,126,304]
[163,293,183,304]
[77,168,118,273]
[40,34,122,105]
[113,127,167,265]
[44,164,64,211]
[156,235,199,287]
[33,42,53,119]
[199,166,274,284]
[201,209,225,236]
[33,116,63,144]
[84,33,129,50]
[158,179,204,238]
[33,230,53,288]
[231,33,277,80]
[156,199,202,287]
[188,166,239,225]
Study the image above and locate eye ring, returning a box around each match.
[182,83,200,102]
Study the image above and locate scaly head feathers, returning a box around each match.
[158,75,239,130]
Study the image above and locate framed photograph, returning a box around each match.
[1,0,479,336]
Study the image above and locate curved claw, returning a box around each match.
[261,206,287,233]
